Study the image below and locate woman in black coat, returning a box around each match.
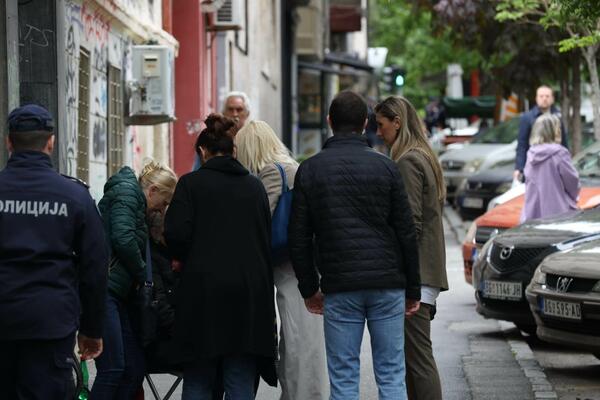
[164,113,277,399]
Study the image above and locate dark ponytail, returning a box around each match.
[195,113,237,157]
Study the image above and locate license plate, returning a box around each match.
[483,280,522,300]
[542,298,582,320]
[463,197,484,209]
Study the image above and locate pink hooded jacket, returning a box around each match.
[521,143,579,222]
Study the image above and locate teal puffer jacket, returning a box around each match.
[98,166,148,300]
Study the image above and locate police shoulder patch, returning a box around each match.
[61,174,90,189]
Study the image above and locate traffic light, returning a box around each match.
[381,65,406,93]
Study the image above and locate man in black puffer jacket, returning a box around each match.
[289,91,421,400]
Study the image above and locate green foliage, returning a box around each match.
[370,0,483,109]
[557,0,600,27]
[559,33,600,52]
[495,0,541,21]
[495,0,600,52]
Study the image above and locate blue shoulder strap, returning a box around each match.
[274,163,289,193]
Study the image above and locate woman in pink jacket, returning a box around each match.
[521,113,579,222]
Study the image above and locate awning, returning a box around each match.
[443,96,496,118]
[325,53,373,71]
[298,61,370,77]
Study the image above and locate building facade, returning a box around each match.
[1,0,178,200]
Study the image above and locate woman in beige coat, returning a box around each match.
[236,121,329,400]
[375,96,449,400]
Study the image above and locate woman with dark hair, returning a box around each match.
[164,113,277,399]
[375,96,449,400]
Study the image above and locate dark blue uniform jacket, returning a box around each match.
[0,151,108,340]
[515,105,568,172]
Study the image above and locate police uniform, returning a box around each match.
[0,105,109,399]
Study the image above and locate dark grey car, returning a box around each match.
[526,239,600,357]
[472,206,600,333]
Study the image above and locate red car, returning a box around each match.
[462,187,600,284]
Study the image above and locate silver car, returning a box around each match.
[526,239,600,357]
[440,118,519,199]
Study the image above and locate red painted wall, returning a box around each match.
[172,2,216,176]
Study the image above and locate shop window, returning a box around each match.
[298,68,322,127]
[77,48,90,182]
[107,65,124,176]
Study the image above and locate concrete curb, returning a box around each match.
[443,205,467,244]
[498,321,559,399]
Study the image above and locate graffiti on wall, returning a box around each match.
[63,0,156,181]
[64,1,83,176]
[91,116,107,161]
[80,2,111,45]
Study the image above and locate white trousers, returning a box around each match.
[274,263,329,400]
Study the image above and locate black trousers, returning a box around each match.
[0,333,76,400]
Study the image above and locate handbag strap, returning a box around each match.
[274,163,289,193]
[145,240,153,284]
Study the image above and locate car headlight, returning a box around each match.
[463,158,483,173]
[532,268,547,285]
[495,181,512,194]
[592,281,600,292]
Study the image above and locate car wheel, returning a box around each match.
[516,323,537,337]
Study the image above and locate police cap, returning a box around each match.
[7,104,54,133]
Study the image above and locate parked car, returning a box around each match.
[456,160,514,220]
[526,239,600,357]
[472,206,600,333]
[440,117,519,199]
[462,141,600,284]
[457,125,599,220]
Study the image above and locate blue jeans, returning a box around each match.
[90,293,145,400]
[324,289,407,400]
[182,355,256,400]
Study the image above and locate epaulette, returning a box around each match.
[61,174,90,189]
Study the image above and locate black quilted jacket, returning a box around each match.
[289,134,421,300]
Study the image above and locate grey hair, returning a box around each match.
[530,114,561,146]
[222,91,251,114]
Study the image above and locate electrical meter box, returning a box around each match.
[127,45,175,125]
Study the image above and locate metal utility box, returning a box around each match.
[127,45,175,125]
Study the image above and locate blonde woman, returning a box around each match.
[92,160,177,399]
[236,120,329,400]
[375,96,448,400]
[521,114,579,222]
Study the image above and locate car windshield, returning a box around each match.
[576,147,600,177]
[470,118,519,145]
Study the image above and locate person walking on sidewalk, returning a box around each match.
[514,85,568,182]
[91,160,177,399]
[165,114,277,399]
[521,114,579,222]
[0,104,109,399]
[375,96,449,400]
[236,120,329,400]
[289,91,421,400]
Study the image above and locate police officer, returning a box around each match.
[0,104,109,399]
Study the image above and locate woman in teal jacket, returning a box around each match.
[91,160,177,400]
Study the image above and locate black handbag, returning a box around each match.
[130,240,158,347]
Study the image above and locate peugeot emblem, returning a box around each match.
[556,277,573,293]
[499,246,513,260]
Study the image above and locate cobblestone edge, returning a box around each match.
[498,321,559,399]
